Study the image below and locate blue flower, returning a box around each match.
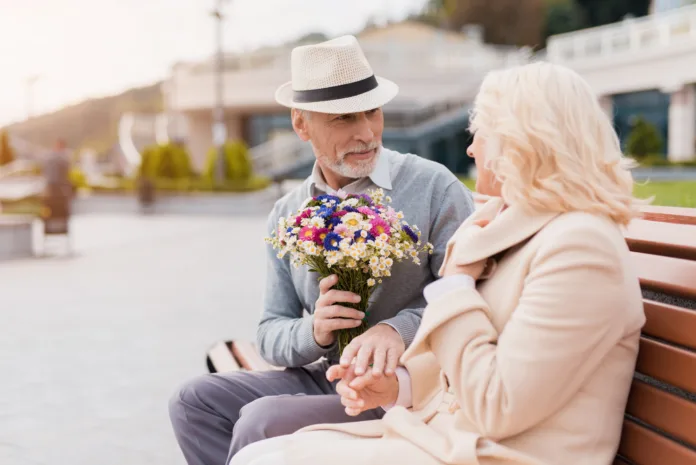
[403,225,419,243]
[316,194,341,205]
[323,232,342,251]
[317,206,335,219]
[328,217,342,228]
[343,206,359,213]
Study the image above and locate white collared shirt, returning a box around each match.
[308,147,393,197]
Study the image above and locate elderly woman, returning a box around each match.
[232,61,647,465]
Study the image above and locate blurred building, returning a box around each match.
[548,1,696,162]
[146,22,530,178]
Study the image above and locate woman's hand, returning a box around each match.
[442,219,491,279]
[327,364,399,416]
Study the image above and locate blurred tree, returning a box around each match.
[543,0,588,41]
[0,130,16,166]
[575,0,651,27]
[427,0,546,47]
[425,0,652,47]
[626,116,663,158]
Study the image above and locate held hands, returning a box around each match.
[327,364,400,416]
[313,275,366,347]
[339,323,405,377]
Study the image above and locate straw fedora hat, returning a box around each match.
[275,35,399,114]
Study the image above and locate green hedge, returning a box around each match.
[203,140,253,181]
[139,142,192,179]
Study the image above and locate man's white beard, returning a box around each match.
[315,142,380,179]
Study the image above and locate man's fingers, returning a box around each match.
[319,305,365,321]
[320,318,364,333]
[340,340,362,367]
[371,348,387,377]
[323,290,361,306]
[354,344,373,376]
[318,275,338,294]
[385,348,400,376]
[345,407,362,417]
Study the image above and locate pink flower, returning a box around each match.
[312,228,329,245]
[370,217,391,237]
[332,210,348,218]
[295,209,312,226]
[334,224,350,237]
[357,206,374,217]
[298,226,316,242]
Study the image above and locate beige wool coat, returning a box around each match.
[286,197,646,465]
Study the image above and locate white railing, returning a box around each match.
[548,3,696,63]
[249,132,314,178]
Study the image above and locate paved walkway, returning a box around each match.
[0,211,272,465]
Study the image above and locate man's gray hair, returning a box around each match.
[294,109,311,120]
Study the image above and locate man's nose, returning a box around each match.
[354,115,375,141]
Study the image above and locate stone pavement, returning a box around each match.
[0,211,273,465]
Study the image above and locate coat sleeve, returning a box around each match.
[423,223,630,440]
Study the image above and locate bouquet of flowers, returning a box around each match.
[265,188,433,355]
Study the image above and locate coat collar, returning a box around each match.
[447,196,562,267]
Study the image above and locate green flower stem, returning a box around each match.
[307,256,377,356]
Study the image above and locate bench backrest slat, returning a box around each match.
[639,205,696,226]
[631,253,696,301]
[618,420,696,465]
[625,379,696,447]
[625,220,696,260]
[643,300,696,351]
[635,337,696,395]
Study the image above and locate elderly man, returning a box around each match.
[169,35,475,465]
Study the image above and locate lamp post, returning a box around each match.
[211,0,228,187]
[24,75,40,120]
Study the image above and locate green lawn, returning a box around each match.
[459,179,696,208]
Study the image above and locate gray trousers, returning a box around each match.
[168,360,385,465]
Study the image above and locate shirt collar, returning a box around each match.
[309,147,393,195]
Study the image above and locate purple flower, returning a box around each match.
[403,225,418,243]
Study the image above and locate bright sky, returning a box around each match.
[0,0,427,126]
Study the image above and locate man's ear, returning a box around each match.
[291,109,311,142]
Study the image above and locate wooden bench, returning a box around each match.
[206,203,696,465]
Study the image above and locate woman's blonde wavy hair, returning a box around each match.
[469,61,647,225]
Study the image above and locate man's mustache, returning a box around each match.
[339,142,380,158]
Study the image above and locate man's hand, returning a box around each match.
[327,364,399,416]
[339,323,405,377]
[313,275,366,347]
